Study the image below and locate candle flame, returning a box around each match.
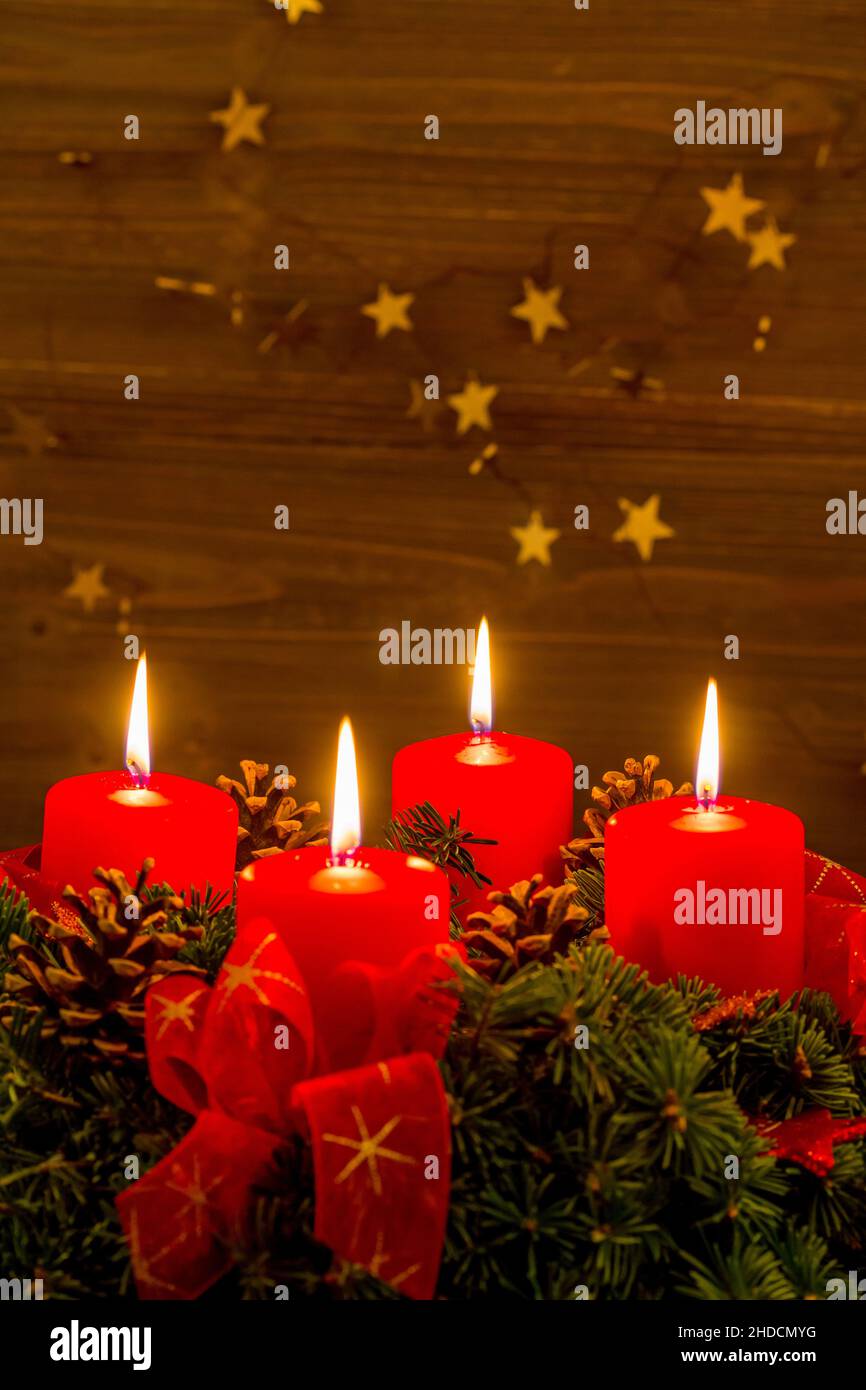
[331,716,361,859]
[470,616,493,733]
[125,653,151,782]
[696,677,719,808]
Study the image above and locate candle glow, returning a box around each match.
[41,652,238,894]
[604,678,805,997]
[696,677,719,809]
[393,614,573,919]
[470,616,492,733]
[125,654,151,784]
[330,716,361,860]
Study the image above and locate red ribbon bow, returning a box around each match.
[115,924,461,1300]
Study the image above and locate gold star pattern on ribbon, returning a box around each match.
[361,283,414,339]
[216,932,303,1012]
[64,563,110,613]
[164,1157,224,1240]
[209,88,270,153]
[510,509,561,566]
[4,404,59,458]
[154,989,209,1042]
[322,1105,417,1196]
[700,173,765,242]
[746,217,797,271]
[125,1208,186,1297]
[510,278,569,345]
[278,0,323,20]
[366,1230,422,1288]
[613,495,675,562]
[447,374,498,435]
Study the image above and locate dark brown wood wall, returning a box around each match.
[0,0,865,868]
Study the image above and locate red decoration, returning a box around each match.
[0,844,83,929]
[804,850,866,1033]
[755,1108,866,1177]
[115,923,460,1300]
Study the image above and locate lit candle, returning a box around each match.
[236,717,449,1065]
[41,655,238,896]
[605,679,805,996]
[391,619,574,917]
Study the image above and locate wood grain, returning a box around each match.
[0,0,864,869]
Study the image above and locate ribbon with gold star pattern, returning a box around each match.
[114,922,460,1300]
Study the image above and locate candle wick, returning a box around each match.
[127,758,149,789]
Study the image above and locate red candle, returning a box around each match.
[391,619,574,916]
[605,680,805,997]
[41,655,238,897]
[236,717,449,1067]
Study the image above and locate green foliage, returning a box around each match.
[145,881,237,981]
[384,801,495,932]
[2,876,866,1301]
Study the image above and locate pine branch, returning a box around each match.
[384,802,494,932]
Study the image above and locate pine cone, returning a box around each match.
[0,861,205,1065]
[462,875,606,980]
[562,755,693,874]
[216,760,328,870]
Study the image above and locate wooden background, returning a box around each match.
[1,0,865,869]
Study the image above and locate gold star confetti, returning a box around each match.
[469,442,498,475]
[258,299,311,354]
[155,275,217,298]
[700,173,765,242]
[447,375,499,435]
[361,283,414,339]
[753,315,772,351]
[510,509,561,566]
[406,379,441,433]
[613,495,675,563]
[209,88,270,153]
[115,596,133,637]
[64,564,110,614]
[322,1106,417,1196]
[4,404,59,458]
[229,288,245,328]
[746,217,797,271]
[278,0,323,20]
[217,933,303,1012]
[610,367,665,400]
[510,278,569,345]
